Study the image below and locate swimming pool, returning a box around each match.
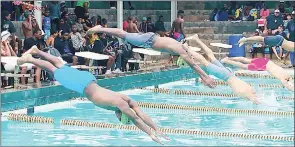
[1,70,294,146]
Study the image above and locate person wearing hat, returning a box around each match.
[264,9,284,35]
[1,11,16,49]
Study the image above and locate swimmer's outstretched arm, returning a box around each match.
[120,95,169,140]
[238,36,265,46]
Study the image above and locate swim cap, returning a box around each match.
[119,109,136,125]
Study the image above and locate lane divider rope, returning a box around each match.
[234,73,294,79]
[137,87,294,101]
[60,119,294,142]
[7,113,54,123]
[136,102,293,117]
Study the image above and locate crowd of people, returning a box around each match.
[210,1,295,21]
[0,1,175,88]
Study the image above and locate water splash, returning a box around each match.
[256,90,281,110]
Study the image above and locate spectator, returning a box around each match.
[108,35,123,73]
[75,17,84,33]
[139,17,148,33]
[82,12,92,31]
[23,29,45,85]
[235,5,242,20]
[249,7,258,21]
[155,15,166,34]
[23,29,46,51]
[96,15,102,25]
[48,1,61,31]
[54,30,78,65]
[147,17,155,32]
[260,6,270,19]
[43,10,51,40]
[218,4,229,21]
[210,8,219,21]
[22,11,33,39]
[101,18,108,27]
[1,11,16,49]
[286,11,295,67]
[265,9,284,35]
[123,17,130,31]
[32,17,40,32]
[70,24,85,52]
[272,26,288,60]
[284,14,292,34]
[278,1,285,14]
[87,33,115,74]
[58,19,71,33]
[75,1,89,19]
[46,29,58,47]
[62,12,73,27]
[242,5,251,21]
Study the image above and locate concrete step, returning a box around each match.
[178,1,205,10]
[183,15,210,22]
[184,27,217,34]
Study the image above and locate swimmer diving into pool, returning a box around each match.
[221,57,294,91]
[86,25,216,88]
[238,35,294,52]
[17,46,169,145]
[185,34,260,104]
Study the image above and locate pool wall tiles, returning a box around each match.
[1,67,197,112]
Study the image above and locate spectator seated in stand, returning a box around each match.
[86,33,115,74]
[264,9,284,35]
[53,30,78,65]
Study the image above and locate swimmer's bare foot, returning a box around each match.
[238,37,247,47]
[87,25,102,35]
[23,45,39,56]
[185,34,200,42]
[151,134,164,145]
[17,54,32,65]
[220,57,229,63]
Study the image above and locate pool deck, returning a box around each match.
[1,67,196,112]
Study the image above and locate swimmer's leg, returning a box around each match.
[152,37,216,88]
[23,45,64,68]
[120,94,169,140]
[221,58,248,69]
[187,34,217,62]
[226,57,252,64]
[238,36,264,46]
[17,54,57,73]
[87,25,126,38]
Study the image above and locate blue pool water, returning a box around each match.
[1,76,294,146]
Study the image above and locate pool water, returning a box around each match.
[1,75,294,146]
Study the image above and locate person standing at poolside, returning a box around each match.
[170,10,185,42]
[87,25,216,88]
[17,46,169,145]
[221,57,294,91]
[126,16,140,33]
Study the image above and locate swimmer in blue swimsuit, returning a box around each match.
[17,46,169,145]
[185,34,260,104]
[87,25,216,88]
[238,35,294,52]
